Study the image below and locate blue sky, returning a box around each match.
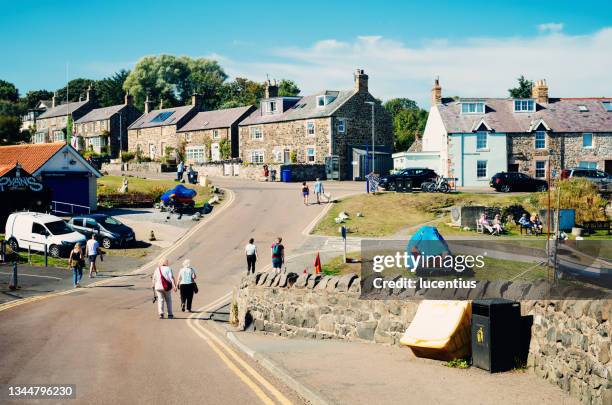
[2,0,611,107]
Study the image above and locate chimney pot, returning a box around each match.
[191,93,202,109]
[354,68,369,93]
[144,94,152,114]
[52,92,57,108]
[431,77,442,105]
[532,78,549,104]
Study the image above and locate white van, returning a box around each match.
[5,212,87,258]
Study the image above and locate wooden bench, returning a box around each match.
[582,220,611,235]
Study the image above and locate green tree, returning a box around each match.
[97,70,130,107]
[382,98,428,152]
[0,80,19,102]
[382,98,418,116]
[0,115,24,145]
[278,79,300,97]
[123,55,227,110]
[22,90,54,109]
[508,75,533,98]
[55,78,95,103]
[219,77,265,107]
[0,100,24,116]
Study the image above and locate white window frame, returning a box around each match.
[34,132,45,143]
[579,161,597,170]
[273,149,283,163]
[535,131,546,149]
[250,150,265,164]
[582,133,593,148]
[476,131,488,150]
[186,146,206,164]
[513,99,535,112]
[53,130,65,143]
[306,121,315,136]
[535,160,546,178]
[337,118,345,133]
[461,102,485,114]
[185,132,192,142]
[476,160,487,178]
[250,127,263,140]
[306,146,316,163]
[213,129,220,139]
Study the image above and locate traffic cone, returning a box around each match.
[314,252,322,274]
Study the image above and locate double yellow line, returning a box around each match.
[187,293,292,405]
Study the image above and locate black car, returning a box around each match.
[379,168,438,191]
[68,214,135,249]
[490,172,548,192]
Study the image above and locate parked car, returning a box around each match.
[68,214,135,249]
[5,212,87,258]
[560,168,611,192]
[490,172,548,192]
[379,168,438,191]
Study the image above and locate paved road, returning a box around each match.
[0,177,362,404]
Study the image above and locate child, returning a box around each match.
[301,182,310,205]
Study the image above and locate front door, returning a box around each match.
[284,149,291,163]
[605,160,612,174]
[211,143,220,161]
[149,144,156,160]
[508,163,519,172]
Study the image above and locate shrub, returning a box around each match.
[121,151,135,162]
[502,204,529,224]
[537,178,608,224]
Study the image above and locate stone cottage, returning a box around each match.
[127,94,202,160]
[421,79,612,187]
[239,69,394,180]
[33,86,97,144]
[74,93,141,158]
[177,105,255,162]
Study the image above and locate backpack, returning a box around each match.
[158,267,172,291]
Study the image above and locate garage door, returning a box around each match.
[42,173,89,212]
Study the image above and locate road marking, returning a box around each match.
[0,189,236,313]
[0,272,62,280]
[187,298,293,405]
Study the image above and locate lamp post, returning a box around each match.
[365,101,376,175]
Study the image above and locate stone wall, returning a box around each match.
[237,273,611,404]
[178,127,231,162]
[128,125,180,160]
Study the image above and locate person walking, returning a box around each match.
[314,178,325,204]
[177,160,185,182]
[152,258,176,319]
[86,234,101,278]
[245,238,258,274]
[271,237,284,273]
[301,182,310,205]
[69,243,84,288]
[177,259,197,312]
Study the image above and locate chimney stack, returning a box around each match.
[265,79,278,99]
[52,92,57,108]
[191,93,202,109]
[431,77,442,105]
[86,83,96,102]
[532,79,549,104]
[144,93,152,114]
[124,91,133,106]
[159,99,164,110]
[354,69,368,93]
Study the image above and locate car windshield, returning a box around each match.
[100,216,123,228]
[45,220,73,235]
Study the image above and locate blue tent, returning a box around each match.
[406,226,451,257]
[160,184,197,204]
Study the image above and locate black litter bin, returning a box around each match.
[188,171,198,184]
[471,299,521,372]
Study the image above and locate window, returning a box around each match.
[337,118,345,133]
[306,147,316,163]
[476,131,488,150]
[476,160,487,178]
[95,121,100,131]
[461,102,485,114]
[273,149,283,163]
[187,146,206,163]
[578,161,597,170]
[602,101,612,112]
[91,136,107,148]
[213,129,220,139]
[513,99,535,112]
[33,132,46,143]
[250,150,264,164]
[306,121,315,136]
[535,161,546,178]
[582,133,593,148]
[150,111,174,123]
[185,132,192,142]
[535,131,546,149]
[250,127,263,140]
[53,131,65,142]
[265,101,277,114]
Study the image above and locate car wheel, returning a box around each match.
[49,245,61,258]
[500,184,511,193]
[8,238,19,252]
[387,182,396,191]
[537,184,548,192]
[102,238,112,249]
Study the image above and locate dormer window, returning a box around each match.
[264,101,278,114]
[578,105,588,112]
[513,99,535,112]
[460,102,485,114]
[316,95,336,108]
[602,101,611,111]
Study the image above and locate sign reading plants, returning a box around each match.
[0,165,43,192]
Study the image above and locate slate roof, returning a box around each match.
[37,100,90,119]
[437,98,612,134]
[177,106,254,132]
[239,90,355,126]
[128,105,195,130]
[75,104,127,124]
[0,143,65,176]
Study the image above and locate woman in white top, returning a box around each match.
[177,259,197,312]
[151,257,176,319]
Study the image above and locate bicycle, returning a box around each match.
[422,176,451,193]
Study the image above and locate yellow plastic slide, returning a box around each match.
[400,300,472,361]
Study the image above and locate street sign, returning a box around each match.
[341,225,347,240]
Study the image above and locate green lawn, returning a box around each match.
[98,175,216,207]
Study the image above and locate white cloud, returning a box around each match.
[222,27,612,108]
[537,22,564,33]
